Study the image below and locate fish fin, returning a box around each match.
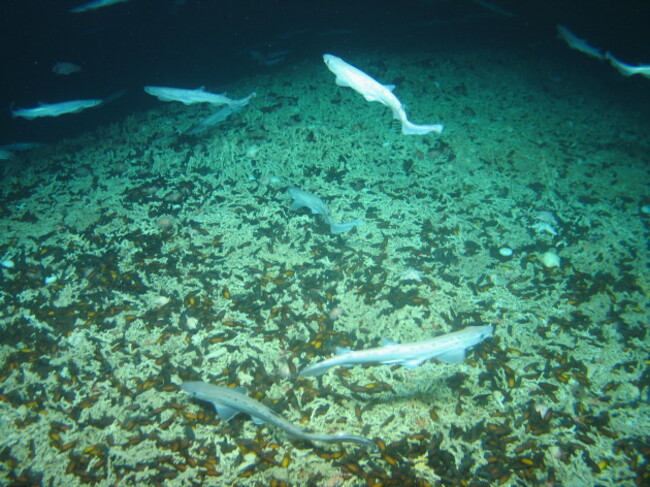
[437,349,465,364]
[335,76,352,88]
[213,386,247,421]
[213,403,239,422]
[290,201,307,211]
[403,359,425,369]
[251,415,266,426]
[381,338,398,346]
[384,84,395,91]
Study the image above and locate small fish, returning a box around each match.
[300,325,493,377]
[144,86,255,107]
[52,61,82,76]
[181,382,376,449]
[11,99,103,120]
[323,54,443,135]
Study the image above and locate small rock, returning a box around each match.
[499,247,514,257]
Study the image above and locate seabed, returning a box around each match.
[1,43,649,486]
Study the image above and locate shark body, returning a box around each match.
[323,54,443,135]
[556,25,604,60]
[181,382,376,449]
[299,325,493,377]
[605,52,650,79]
[287,187,362,234]
[144,86,255,107]
[11,99,103,120]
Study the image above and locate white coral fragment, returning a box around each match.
[400,268,422,282]
[532,221,557,236]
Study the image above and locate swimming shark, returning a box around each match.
[287,187,362,234]
[323,54,444,135]
[605,52,650,79]
[180,382,376,449]
[69,0,131,13]
[11,99,103,120]
[556,24,604,61]
[299,325,493,377]
[144,86,256,107]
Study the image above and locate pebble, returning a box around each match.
[499,247,514,257]
[44,275,58,285]
[540,251,561,268]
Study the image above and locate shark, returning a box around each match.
[11,99,103,120]
[69,0,131,13]
[144,86,256,107]
[605,52,650,79]
[299,325,493,377]
[287,187,362,234]
[323,54,443,135]
[180,382,376,449]
[556,25,604,61]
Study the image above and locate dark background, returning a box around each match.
[1,0,649,145]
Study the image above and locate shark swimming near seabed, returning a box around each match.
[299,325,493,377]
[323,54,443,135]
[144,86,256,107]
[180,382,377,449]
[287,187,362,234]
[605,52,650,79]
[556,24,604,61]
[11,99,103,120]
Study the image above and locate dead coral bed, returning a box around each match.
[1,49,650,487]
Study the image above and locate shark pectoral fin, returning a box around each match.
[384,84,395,91]
[335,76,352,88]
[251,415,266,426]
[403,359,426,369]
[381,338,398,346]
[213,403,239,422]
[437,349,465,364]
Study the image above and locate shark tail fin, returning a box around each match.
[401,119,444,135]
